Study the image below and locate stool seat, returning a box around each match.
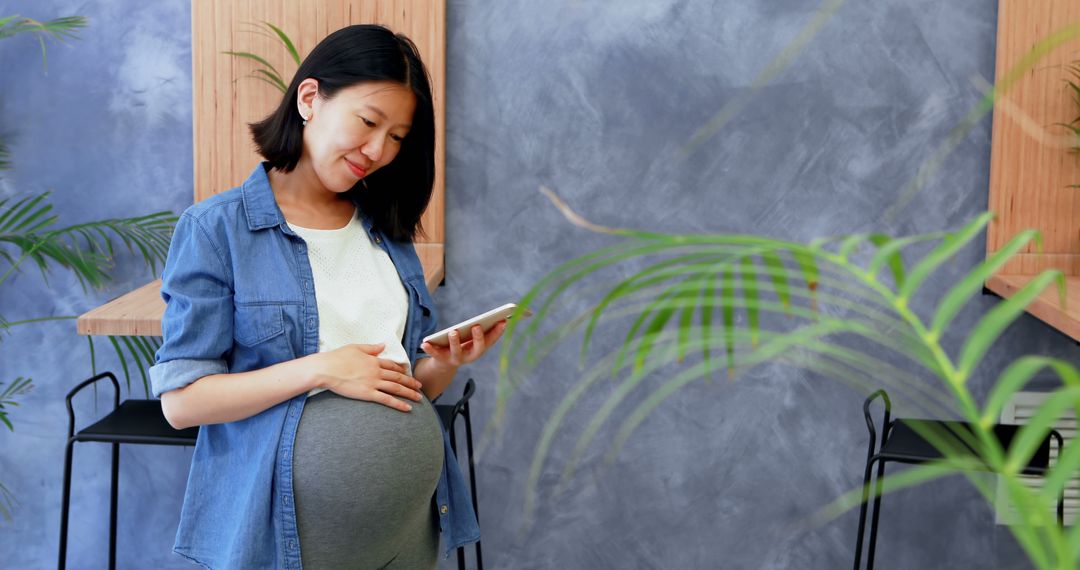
[59,372,198,570]
[878,419,1052,476]
[76,399,198,444]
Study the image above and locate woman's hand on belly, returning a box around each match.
[310,343,425,412]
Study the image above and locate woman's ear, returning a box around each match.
[296,78,320,120]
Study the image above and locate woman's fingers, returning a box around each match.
[378,368,422,389]
[486,320,508,344]
[373,390,413,412]
[378,358,407,373]
[378,380,423,402]
[468,325,486,360]
[449,330,463,363]
[420,341,446,357]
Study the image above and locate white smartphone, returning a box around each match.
[423,303,533,348]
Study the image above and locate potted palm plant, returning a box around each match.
[0,13,178,521]
[497,197,1079,568]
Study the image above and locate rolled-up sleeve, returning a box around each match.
[149,212,234,398]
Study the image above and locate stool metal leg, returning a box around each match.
[446,419,467,570]
[853,457,875,570]
[58,438,75,570]
[109,442,119,570]
[866,458,887,570]
[853,455,888,570]
[447,400,483,570]
[463,403,482,570]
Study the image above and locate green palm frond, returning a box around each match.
[498,200,1080,567]
[1066,61,1080,187]
[0,191,177,293]
[0,480,14,522]
[0,15,88,71]
[0,376,33,432]
[0,138,10,172]
[95,335,163,398]
[224,22,301,94]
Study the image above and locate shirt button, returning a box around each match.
[374,235,382,244]
[440,505,449,514]
[307,318,316,331]
[283,495,290,505]
[288,539,297,550]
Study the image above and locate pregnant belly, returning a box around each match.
[291,390,445,523]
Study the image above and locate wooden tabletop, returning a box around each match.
[985,274,1080,342]
[77,243,444,337]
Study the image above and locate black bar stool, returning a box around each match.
[434,377,483,570]
[58,373,484,569]
[58,372,198,570]
[853,389,1064,570]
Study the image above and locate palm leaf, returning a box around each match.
[224,22,300,95]
[0,376,33,431]
[956,270,1065,380]
[499,206,1080,567]
[0,15,88,71]
[1006,386,1080,474]
[898,212,994,302]
[0,480,15,522]
[0,15,86,41]
[96,335,162,397]
[0,138,10,171]
[221,50,280,79]
[263,21,300,66]
[931,230,1040,337]
[0,192,176,292]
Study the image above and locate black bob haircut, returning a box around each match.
[249,24,435,242]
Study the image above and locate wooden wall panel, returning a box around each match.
[987,0,1080,275]
[192,0,445,244]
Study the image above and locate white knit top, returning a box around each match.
[286,206,411,397]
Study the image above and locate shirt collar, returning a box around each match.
[240,161,380,238]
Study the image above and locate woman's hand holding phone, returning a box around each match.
[420,319,509,367]
[312,343,423,412]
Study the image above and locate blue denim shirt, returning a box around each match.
[149,162,480,569]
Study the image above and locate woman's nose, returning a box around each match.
[361,138,384,163]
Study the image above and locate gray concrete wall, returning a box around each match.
[1,0,1076,568]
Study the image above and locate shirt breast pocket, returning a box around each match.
[232,303,296,369]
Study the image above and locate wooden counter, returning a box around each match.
[77,244,444,337]
[985,274,1080,342]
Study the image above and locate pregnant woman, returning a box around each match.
[149,24,504,569]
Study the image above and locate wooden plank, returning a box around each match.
[985,274,1080,341]
[984,1,1080,340]
[77,246,446,337]
[191,0,445,245]
[987,0,1080,271]
[76,279,168,337]
[415,242,445,288]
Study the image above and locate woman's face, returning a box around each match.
[298,79,416,193]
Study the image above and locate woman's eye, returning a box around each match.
[390,134,404,142]
[361,117,376,127]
